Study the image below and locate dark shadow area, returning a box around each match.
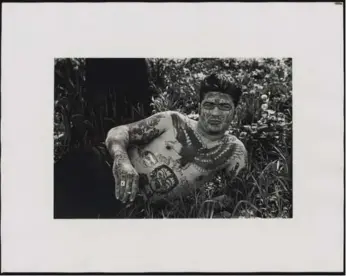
[54,58,152,218]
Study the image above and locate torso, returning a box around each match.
[127,113,243,203]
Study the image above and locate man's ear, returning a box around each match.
[197,102,201,113]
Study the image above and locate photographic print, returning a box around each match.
[2,2,343,274]
[54,58,293,219]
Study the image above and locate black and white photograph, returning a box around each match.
[54,58,293,219]
[2,2,344,274]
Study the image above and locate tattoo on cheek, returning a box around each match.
[201,110,212,120]
[201,109,230,125]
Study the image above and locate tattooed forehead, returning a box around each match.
[202,92,233,103]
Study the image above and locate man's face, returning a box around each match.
[198,91,235,135]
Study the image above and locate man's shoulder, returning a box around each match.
[225,133,247,153]
[144,110,185,126]
[160,110,192,126]
[224,133,244,145]
[153,110,186,120]
[223,133,248,173]
[146,110,190,133]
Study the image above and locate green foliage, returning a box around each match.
[54,58,87,162]
[54,58,149,163]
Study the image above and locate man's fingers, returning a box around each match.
[117,178,126,200]
[130,174,139,202]
[121,176,133,203]
[115,176,121,200]
[119,177,128,202]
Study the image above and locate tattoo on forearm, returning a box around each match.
[128,113,165,144]
[112,149,131,172]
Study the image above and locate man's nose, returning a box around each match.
[211,106,221,115]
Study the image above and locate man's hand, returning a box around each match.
[112,161,139,203]
[106,111,174,203]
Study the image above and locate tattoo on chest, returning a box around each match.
[149,165,179,194]
[138,149,159,168]
[170,113,244,173]
[128,113,165,144]
[135,148,189,198]
[138,165,180,198]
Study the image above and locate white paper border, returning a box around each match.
[1,2,344,273]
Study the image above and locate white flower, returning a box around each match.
[196,72,206,79]
[261,104,268,110]
[261,94,268,101]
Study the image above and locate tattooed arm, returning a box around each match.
[105,111,173,203]
[224,141,248,184]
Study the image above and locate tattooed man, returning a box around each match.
[105,73,247,207]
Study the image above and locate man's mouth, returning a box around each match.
[208,120,221,125]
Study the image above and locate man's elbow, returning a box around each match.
[105,126,128,149]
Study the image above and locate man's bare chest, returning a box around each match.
[127,130,199,199]
[127,127,238,201]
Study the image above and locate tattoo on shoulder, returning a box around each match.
[231,143,246,162]
[128,113,166,144]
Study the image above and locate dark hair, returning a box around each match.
[199,73,243,107]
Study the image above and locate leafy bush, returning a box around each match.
[54,58,87,162]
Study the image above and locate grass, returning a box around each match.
[118,144,292,219]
